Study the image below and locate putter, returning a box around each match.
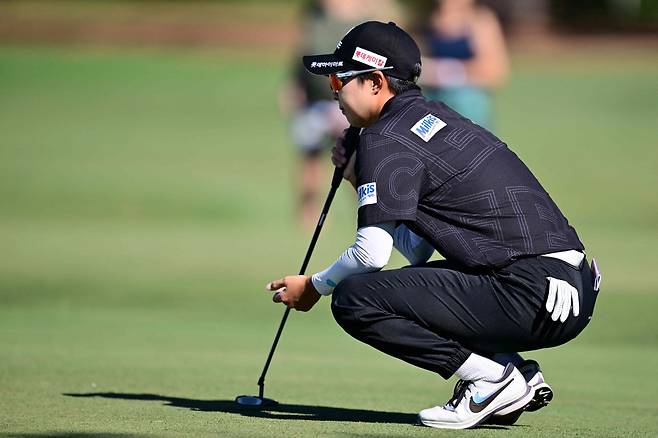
[235,126,360,407]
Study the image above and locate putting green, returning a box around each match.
[0,44,657,437]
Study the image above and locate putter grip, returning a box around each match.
[331,126,360,189]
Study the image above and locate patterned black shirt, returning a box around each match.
[356,89,584,268]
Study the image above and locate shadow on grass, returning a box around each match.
[64,392,419,424]
[64,392,507,429]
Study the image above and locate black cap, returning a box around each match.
[303,21,421,82]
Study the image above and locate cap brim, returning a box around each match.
[303,54,356,76]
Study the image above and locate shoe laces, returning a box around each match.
[446,379,473,410]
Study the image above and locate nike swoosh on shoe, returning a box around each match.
[469,380,513,413]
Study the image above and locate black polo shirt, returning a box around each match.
[356,89,584,268]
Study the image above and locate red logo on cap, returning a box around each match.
[353,47,387,69]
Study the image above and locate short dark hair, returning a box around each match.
[385,75,421,94]
[357,62,422,95]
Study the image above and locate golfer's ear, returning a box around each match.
[371,71,386,93]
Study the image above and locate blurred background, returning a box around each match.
[1,1,657,437]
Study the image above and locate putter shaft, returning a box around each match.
[255,127,360,400]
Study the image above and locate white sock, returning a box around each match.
[492,352,524,367]
[455,353,506,382]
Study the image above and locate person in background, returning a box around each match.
[280,0,402,229]
[419,0,509,130]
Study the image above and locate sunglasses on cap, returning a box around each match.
[328,66,394,92]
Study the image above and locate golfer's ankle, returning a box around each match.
[455,353,506,381]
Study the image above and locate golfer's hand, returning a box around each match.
[545,277,580,322]
[332,132,357,188]
[267,275,321,312]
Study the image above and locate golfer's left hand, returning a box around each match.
[267,275,321,312]
[332,131,357,188]
[545,277,580,322]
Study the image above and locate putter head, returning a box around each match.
[234,395,278,408]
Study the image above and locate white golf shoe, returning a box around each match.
[521,360,553,412]
[489,359,554,425]
[418,363,533,429]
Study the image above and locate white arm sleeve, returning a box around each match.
[311,222,395,296]
[393,224,435,266]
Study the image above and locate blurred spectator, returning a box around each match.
[280,0,402,229]
[418,0,509,130]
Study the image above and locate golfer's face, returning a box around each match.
[335,76,373,127]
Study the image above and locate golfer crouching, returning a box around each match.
[267,21,600,429]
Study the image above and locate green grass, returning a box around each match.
[0,44,657,437]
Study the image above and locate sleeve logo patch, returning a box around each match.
[353,47,387,69]
[357,182,377,208]
[411,114,446,142]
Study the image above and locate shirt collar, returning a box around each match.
[379,89,423,118]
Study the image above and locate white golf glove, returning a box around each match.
[545,277,580,322]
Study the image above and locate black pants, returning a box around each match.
[331,256,598,379]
